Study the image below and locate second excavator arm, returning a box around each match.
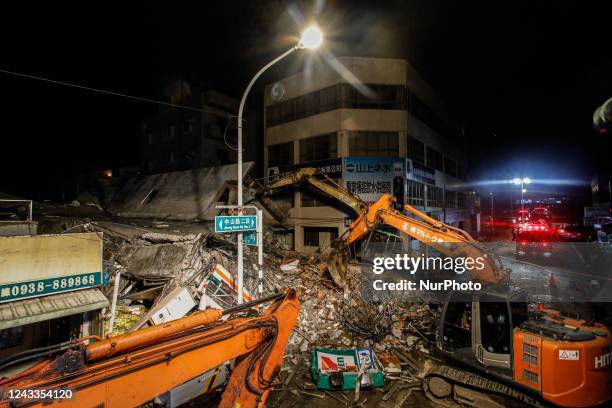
[259,168,507,285]
[261,167,368,218]
[334,194,509,285]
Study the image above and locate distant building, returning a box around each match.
[141,79,256,174]
[585,174,612,226]
[263,57,471,252]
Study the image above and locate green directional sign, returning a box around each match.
[242,231,257,246]
[215,215,257,233]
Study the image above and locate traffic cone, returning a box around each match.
[548,273,556,287]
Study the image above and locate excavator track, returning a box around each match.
[423,364,547,408]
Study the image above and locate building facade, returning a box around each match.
[263,57,471,253]
[141,80,256,174]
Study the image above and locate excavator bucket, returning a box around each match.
[326,249,348,288]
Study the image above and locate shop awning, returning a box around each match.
[0,288,109,330]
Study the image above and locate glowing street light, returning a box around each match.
[235,25,323,303]
[298,25,323,49]
[511,177,531,211]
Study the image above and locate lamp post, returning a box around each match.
[235,25,323,303]
[489,192,494,232]
[513,177,531,212]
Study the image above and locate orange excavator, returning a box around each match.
[262,168,612,407]
[0,291,299,408]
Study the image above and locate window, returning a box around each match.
[340,84,405,110]
[407,90,445,136]
[299,133,337,163]
[479,295,511,355]
[457,163,466,180]
[266,104,280,127]
[319,86,339,112]
[303,227,319,247]
[348,132,399,157]
[407,180,425,206]
[426,146,443,171]
[441,299,472,351]
[265,84,406,128]
[407,135,425,164]
[305,92,320,116]
[444,156,457,177]
[445,190,457,208]
[268,142,294,168]
[457,192,468,209]
[147,133,153,145]
[427,185,444,208]
[303,227,339,247]
[294,95,306,120]
[183,116,195,133]
[168,151,175,163]
[280,101,295,123]
[142,189,160,205]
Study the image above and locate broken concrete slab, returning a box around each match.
[108,162,255,221]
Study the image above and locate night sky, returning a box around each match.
[1,1,611,200]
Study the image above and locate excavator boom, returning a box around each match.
[263,167,368,217]
[346,194,507,283]
[261,168,507,285]
[0,291,299,408]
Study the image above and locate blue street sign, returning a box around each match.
[215,215,257,233]
[242,231,257,246]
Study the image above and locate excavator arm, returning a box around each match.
[0,291,299,408]
[263,167,368,218]
[340,194,508,284]
[261,168,507,285]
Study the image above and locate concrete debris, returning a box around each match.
[280,258,300,271]
[36,206,438,408]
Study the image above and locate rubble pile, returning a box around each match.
[43,218,440,406]
[281,261,436,356]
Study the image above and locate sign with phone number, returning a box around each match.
[0,272,102,303]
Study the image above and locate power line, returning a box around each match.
[0,68,231,117]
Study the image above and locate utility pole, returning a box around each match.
[234,26,322,303]
[489,192,494,233]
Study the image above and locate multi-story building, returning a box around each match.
[263,57,471,252]
[141,79,256,174]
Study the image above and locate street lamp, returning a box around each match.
[489,192,494,232]
[512,177,531,211]
[235,25,323,303]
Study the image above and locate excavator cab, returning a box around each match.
[437,289,612,407]
[438,288,529,382]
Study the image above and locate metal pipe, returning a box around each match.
[107,271,121,336]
